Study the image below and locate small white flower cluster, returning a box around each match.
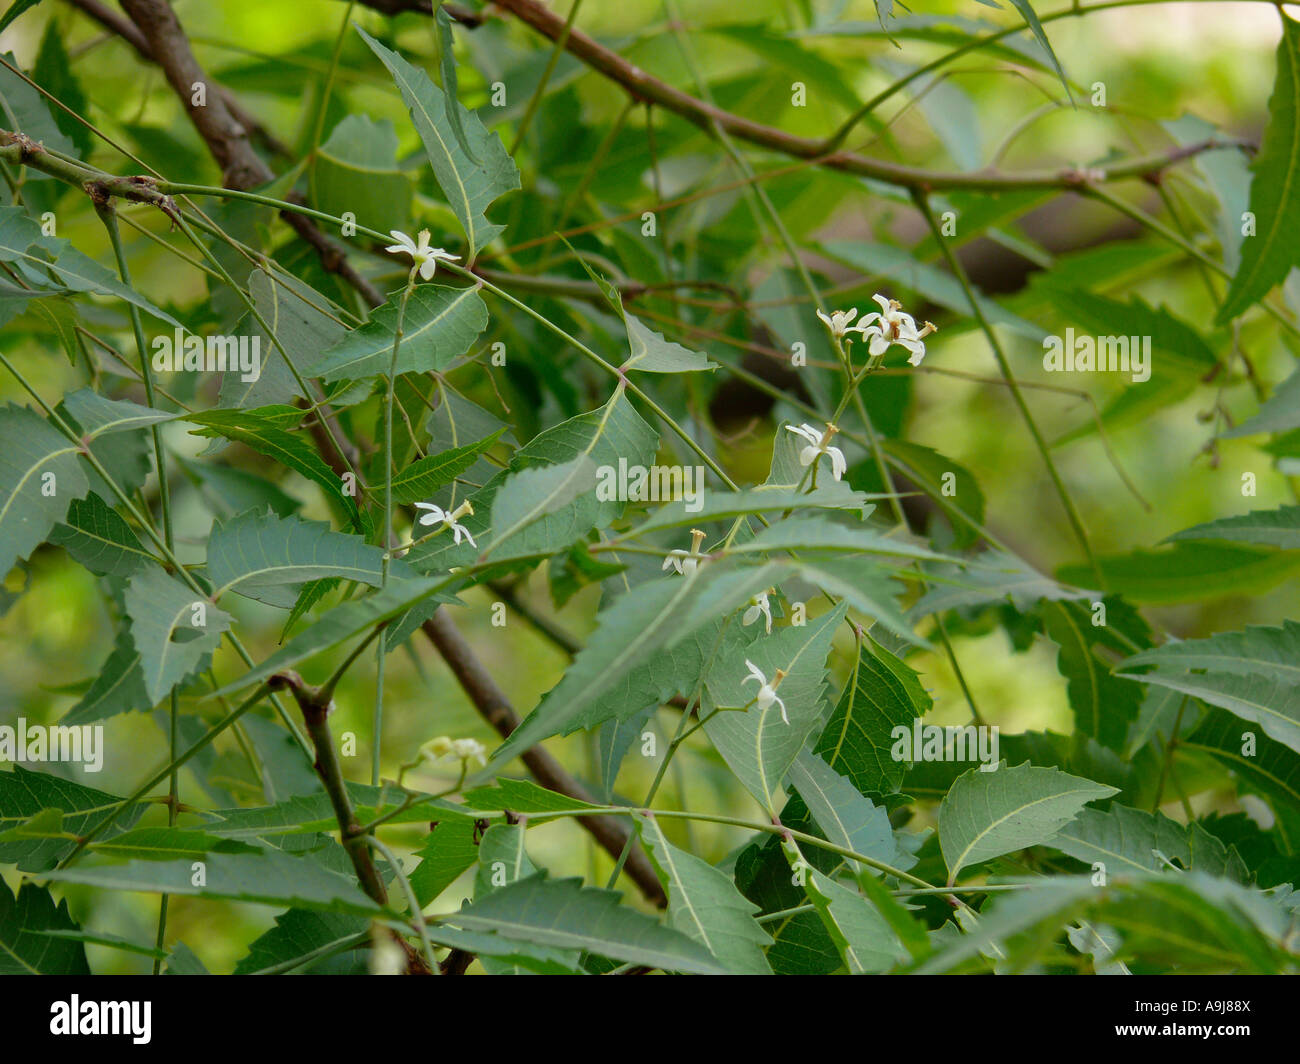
[816,293,937,366]
[420,735,488,768]
[386,229,460,281]
[414,499,476,547]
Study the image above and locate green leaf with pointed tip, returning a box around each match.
[357,26,520,256]
[125,566,232,703]
[207,575,455,697]
[1005,0,1072,103]
[1165,504,1300,549]
[434,4,477,163]
[704,603,846,814]
[41,850,383,915]
[62,389,176,438]
[186,406,362,529]
[234,910,367,975]
[391,429,504,504]
[204,782,462,839]
[1121,621,1300,682]
[49,493,152,577]
[206,509,386,606]
[1041,598,1147,751]
[0,403,88,579]
[88,827,262,861]
[495,560,786,761]
[484,454,597,555]
[814,635,930,795]
[0,766,143,871]
[450,873,726,974]
[626,485,874,537]
[1118,668,1300,755]
[461,778,602,815]
[1182,709,1300,813]
[805,869,905,974]
[938,762,1117,882]
[1051,804,1249,880]
[786,751,903,872]
[1216,13,1300,322]
[313,284,488,382]
[1057,543,1300,605]
[0,880,90,975]
[409,816,480,907]
[635,813,772,974]
[0,206,181,326]
[622,316,713,373]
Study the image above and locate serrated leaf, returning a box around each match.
[49,492,152,577]
[41,850,384,915]
[357,26,520,256]
[813,635,930,795]
[938,762,1117,882]
[786,751,903,872]
[1051,804,1249,880]
[0,880,90,975]
[0,766,143,871]
[484,454,597,554]
[313,284,488,382]
[805,869,905,974]
[234,909,367,974]
[1216,14,1300,322]
[635,813,772,974]
[1165,504,1300,549]
[206,509,386,605]
[622,316,713,373]
[391,429,504,504]
[207,575,454,697]
[0,206,181,326]
[448,873,726,974]
[1182,709,1300,812]
[1057,543,1300,605]
[1121,621,1300,682]
[125,566,232,703]
[89,827,262,861]
[1118,669,1300,756]
[410,816,480,907]
[495,560,786,761]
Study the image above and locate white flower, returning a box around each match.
[786,422,846,481]
[857,293,936,366]
[816,307,859,340]
[413,499,477,547]
[368,927,406,976]
[385,228,460,281]
[420,734,487,768]
[742,590,772,634]
[662,528,707,576]
[743,659,788,725]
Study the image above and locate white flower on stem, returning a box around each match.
[413,499,477,547]
[786,422,846,481]
[419,735,487,768]
[385,229,460,281]
[743,659,789,725]
[815,307,859,340]
[742,590,773,634]
[857,293,937,366]
[662,528,707,576]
